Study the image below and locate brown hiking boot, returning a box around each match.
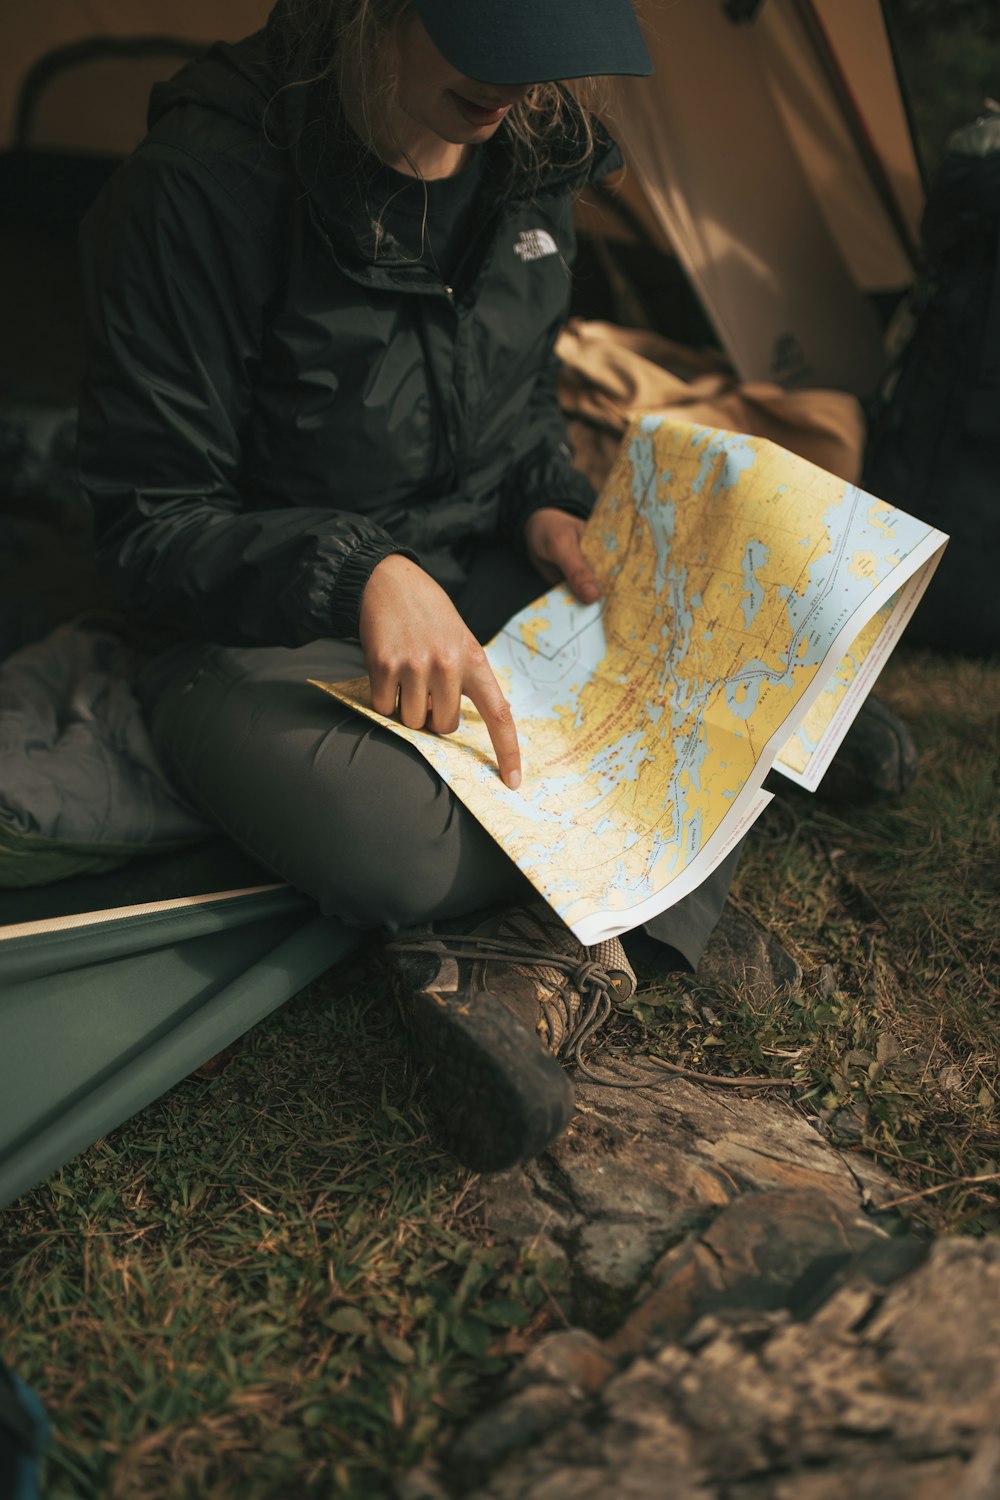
[388,903,637,1173]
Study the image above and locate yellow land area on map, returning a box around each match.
[314,416,945,943]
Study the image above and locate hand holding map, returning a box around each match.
[313,416,947,944]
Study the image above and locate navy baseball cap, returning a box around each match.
[410,0,653,85]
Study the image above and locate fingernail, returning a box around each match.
[507,769,522,790]
[582,583,599,602]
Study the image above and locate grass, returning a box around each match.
[1,646,997,1496]
[4,16,997,1490]
[637,648,1000,1237]
[1,976,568,1498]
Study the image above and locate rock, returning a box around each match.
[480,1072,892,1320]
[693,905,803,1000]
[395,1464,451,1500]
[956,1432,1000,1500]
[446,1384,579,1489]
[451,1238,1000,1499]
[574,1220,675,1297]
[458,1011,954,1499]
[607,1187,888,1358]
[479,1165,576,1274]
[510,1330,615,1397]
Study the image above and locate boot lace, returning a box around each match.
[386,932,615,1068]
[387,931,798,1093]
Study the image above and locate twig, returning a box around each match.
[533,1271,572,1330]
[241,1194,276,1217]
[847,1145,952,1177]
[878,1172,1000,1211]
[639,1055,801,1090]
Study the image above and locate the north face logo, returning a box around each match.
[514,229,559,262]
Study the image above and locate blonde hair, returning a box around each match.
[269,0,606,191]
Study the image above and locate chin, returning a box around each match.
[450,120,505,144]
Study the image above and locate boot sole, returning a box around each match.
[405,986,575,1173]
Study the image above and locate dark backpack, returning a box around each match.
[863,111,1000,655]
[0,1362,47,1500]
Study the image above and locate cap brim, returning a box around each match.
[412,0,653,86]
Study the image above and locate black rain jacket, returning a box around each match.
[77,28,621,647]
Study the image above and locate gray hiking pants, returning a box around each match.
[141,546,738,969]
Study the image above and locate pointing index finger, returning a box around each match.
[465,659,522,791]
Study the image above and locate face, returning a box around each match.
[388,13,531,173]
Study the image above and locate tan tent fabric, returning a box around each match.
[811,0,924,249]
[759,0,920,291]
[556,318,866,495]
[1,1,270,151]
[603,0,914,395]
[2,0,922,401]
[20,50,202,156]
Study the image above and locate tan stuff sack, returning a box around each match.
[556,317,866,495]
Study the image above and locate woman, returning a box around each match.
[77,0,739,1171]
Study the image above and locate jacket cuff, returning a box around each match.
[513,463,598,538]
[327,537,416,638]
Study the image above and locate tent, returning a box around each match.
[0,0,925,1208]
[0,0,923,395]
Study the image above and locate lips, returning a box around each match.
[449,92,510,127]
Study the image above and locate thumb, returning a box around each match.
[551,527,601,603]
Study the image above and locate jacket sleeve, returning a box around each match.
[497,333,598,543]
[77,146,407,645]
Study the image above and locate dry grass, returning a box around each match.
[1,646,996,1496]
[636,648,1000,1236]
[0,977,567,1498]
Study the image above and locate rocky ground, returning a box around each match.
[399,915,1000,1500]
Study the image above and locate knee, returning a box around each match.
[301,767,467,929]
[321,839,458,931]
[306,786,518,932]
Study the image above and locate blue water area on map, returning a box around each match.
[524,841,568,864]
[689,426,758,496]
[741,540,769,629]
[586,729,650,793]
[630,427,676,594]
[671,682,692,731]
[790,720,823,752]
[608,859,657,902]
[724,666,768,720]
[776,487,923,670]
[491,593,606,726]
[486,773,584,832]
[722,482,926,715]
[483,439,929,889]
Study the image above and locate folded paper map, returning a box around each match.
[313,416,947,944]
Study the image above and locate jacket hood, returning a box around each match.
[146,31,277,138]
